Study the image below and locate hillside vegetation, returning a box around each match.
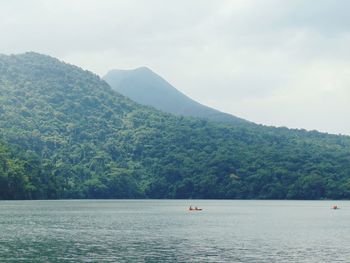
[0,52,349,199]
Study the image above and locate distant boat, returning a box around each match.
[188,206,202,211]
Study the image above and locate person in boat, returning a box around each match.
[189,205,202,211]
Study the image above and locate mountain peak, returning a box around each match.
[13,52,55,60]
[134,66,153,72]
[106,66,155,79]
[104,67,247,124]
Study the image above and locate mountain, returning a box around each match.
[103,67,247,124]
[0,52,350,200]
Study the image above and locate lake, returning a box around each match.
[0,200,349,262]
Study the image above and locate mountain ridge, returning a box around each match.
[103,67,248,124]
[0,52,349,200]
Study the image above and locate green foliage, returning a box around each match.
[0,142,54,199]
[0,52,349,199]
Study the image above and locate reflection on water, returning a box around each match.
[0,200,349,262]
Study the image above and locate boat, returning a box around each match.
[188,206,202,211]
[331,205,339,210]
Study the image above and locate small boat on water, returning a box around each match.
[188,206,202,211]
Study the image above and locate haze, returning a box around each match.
[1,0,349,135]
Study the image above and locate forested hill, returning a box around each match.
[0,52,350,200]
[103,67,247,124]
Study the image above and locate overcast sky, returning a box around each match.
[1,0,349,135]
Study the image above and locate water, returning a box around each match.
[0,200,349,262]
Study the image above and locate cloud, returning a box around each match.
[0,0,349,134]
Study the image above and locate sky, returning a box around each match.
[1,0,349,135]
